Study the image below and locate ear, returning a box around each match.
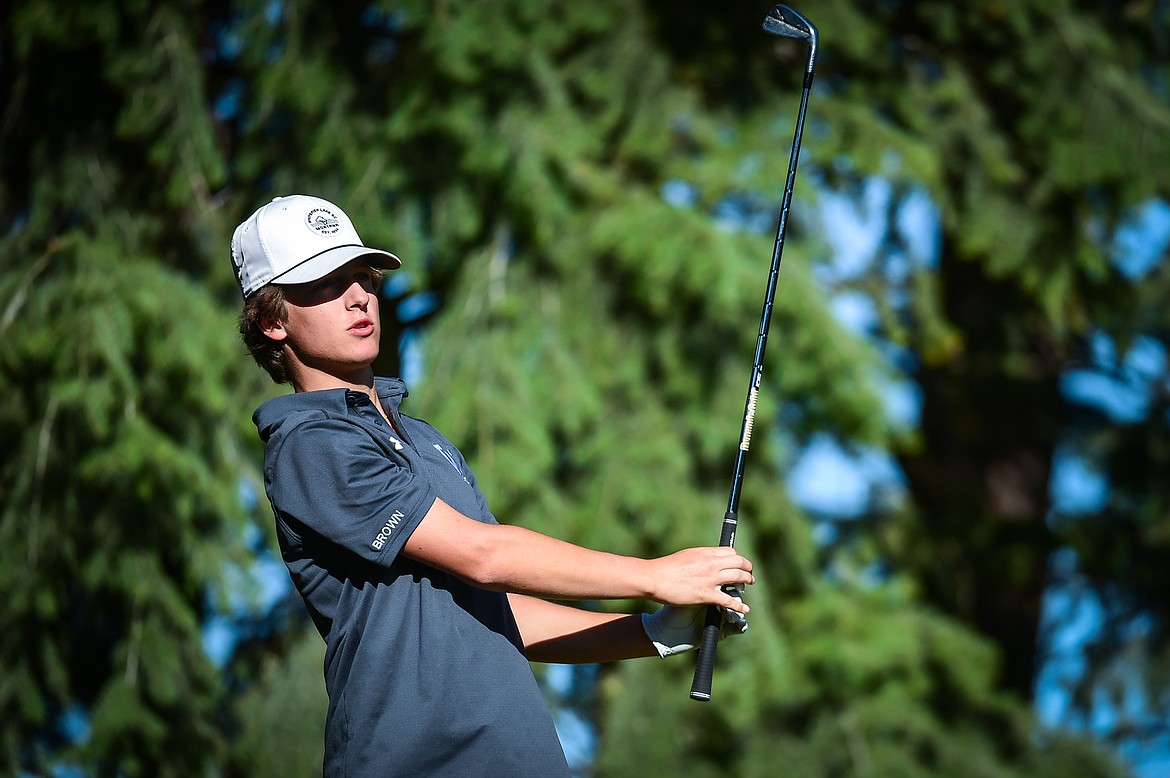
[260,317,289,343]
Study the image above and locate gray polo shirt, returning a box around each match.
[254,377,570,778]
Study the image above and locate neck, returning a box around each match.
[293,367,397,430]
[291,364,377,397]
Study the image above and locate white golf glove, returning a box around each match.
[642,589,749,658]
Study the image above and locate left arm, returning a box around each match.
[508,594,657,664]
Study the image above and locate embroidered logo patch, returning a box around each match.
[305,207,342,235]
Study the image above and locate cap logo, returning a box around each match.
[305,207,342,236]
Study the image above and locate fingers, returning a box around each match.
[723,609,749,634]
[707,546,754,576]
[687,546,753,576]
[722,566,756,587]
[721,594,749,637]
[720,587,751,614]
[649,547,756,611]
[707,548,756,589]
[701,549,753,613]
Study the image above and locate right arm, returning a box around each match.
[402,497,753,614]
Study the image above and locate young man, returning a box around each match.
[232,195,754,777]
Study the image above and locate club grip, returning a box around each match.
[689,605,724,701]
[690,511,738,701]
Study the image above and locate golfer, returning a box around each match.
[232,194,754,777]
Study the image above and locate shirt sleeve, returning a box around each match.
[265,417,437,565]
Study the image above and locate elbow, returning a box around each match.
[453,527,513,591]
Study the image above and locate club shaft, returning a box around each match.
[689,48,816,704]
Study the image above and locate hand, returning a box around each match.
[641,600,750,658]
[645,547,754,614]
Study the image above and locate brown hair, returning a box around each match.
[239,285,291,384]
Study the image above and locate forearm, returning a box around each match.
[476,524,657,600]
[508,594,656,663]
[403,499,753,611]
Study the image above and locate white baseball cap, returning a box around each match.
[231,195,401,299]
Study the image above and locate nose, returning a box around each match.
[344,279,371,309]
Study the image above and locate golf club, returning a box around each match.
[690,4,819,702]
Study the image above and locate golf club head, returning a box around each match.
[762,5,816,44]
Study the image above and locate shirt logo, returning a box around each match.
[434,444,472,486]
[388,436,404,451]
[371,509,406,551]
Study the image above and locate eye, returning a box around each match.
[313,277,342,294]
[354,268,381,291]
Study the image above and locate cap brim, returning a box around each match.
[270,245,402,286]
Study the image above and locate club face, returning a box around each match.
[762,5,813,42]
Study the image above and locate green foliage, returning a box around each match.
[225,626,328,778]
[0,3,267,772]
[0,230,265,773]
[598,584,1127,778]
[681,0,1170,758]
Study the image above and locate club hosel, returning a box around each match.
[804,33,818,79]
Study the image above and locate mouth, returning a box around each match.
[349,318,375,337]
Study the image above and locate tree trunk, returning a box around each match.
[900,242,1065,698]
